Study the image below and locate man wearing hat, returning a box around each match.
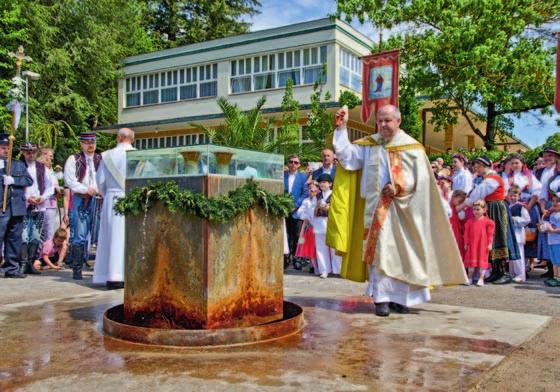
[63,132,102,280]
[0,134,33,278]
[457,156,520,284]
[20,142,54,275]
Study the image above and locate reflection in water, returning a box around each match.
[0,296,514,391]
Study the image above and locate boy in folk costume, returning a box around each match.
[64,132,102,280]
[504,154,542,270]
[457,156,520,285]
[20,142,54,275]
[506,185,531,282]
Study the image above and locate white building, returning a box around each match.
[98,18,375,149]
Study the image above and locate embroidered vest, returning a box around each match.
[22,160,46,195]
[509,202,523,218]
[315,193,332,218]
[484,174,506,202]
[74,152,102,183]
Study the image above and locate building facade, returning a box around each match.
[98,18,528,154]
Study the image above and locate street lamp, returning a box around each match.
[21,70,40,141]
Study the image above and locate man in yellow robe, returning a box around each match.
[327,105,467,316]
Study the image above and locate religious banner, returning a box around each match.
[555,34,559,113]
[361,49,400,123]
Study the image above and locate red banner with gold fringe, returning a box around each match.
[361,49,400,123]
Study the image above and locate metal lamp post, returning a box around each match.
[21,70,40,141]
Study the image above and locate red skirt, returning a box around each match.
[295,226,316,259]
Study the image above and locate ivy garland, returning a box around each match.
[114,180,294,224]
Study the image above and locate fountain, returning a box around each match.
[103,145,303,347]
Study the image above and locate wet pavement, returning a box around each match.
[0,272,550,391]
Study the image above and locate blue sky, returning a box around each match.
[245,1,559,148]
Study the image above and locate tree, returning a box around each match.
[277,78,302,158]
[337,0,560,150]
[192,96,292,152]
[142,0,261,49]
[0,0,155,162]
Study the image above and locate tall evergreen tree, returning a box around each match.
[142,0,261,48]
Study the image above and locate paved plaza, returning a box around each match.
[1,269,558,391]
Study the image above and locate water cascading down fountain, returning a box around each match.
[103,145,304,347]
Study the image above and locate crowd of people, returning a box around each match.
[0,128,135,290]
[283,116,560,292]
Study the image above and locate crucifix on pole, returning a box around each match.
[3,46,32,212]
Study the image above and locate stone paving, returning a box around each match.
[0,270,552,391]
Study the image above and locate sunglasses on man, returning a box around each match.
[288,160,300,164]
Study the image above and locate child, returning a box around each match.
[544,194,560,287]
[310,173,340,279]
[296,182,319,274]
[506,185,531,282]
[450,190,469,259]
[34,228,68,271]
[464,200,495,286]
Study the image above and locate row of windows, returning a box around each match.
[230,46,328,93]
[125,64,218,107]
[339,48,362,92]
[134,133,209,150]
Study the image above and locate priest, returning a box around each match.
[93,128,135,289]
[327,105,467,317]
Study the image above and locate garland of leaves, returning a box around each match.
[114,180,294,224]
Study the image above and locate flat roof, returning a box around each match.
[123,18,374,67]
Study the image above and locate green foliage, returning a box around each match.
[399,75,421,140]
[141,0,260,49]
[337,0,559,150]
[114,179,294,223]
[277,78,302,157]
[338,90,361,110]
[192,96,289,152]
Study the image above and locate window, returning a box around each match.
[125,76,141,107]
[124,62,217,108]
[229,45,327,94]
[135,133,208,150]
[340,48,362,92]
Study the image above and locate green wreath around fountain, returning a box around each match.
[114,179,294,224]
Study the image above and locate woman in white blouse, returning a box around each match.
[451,153,473,194]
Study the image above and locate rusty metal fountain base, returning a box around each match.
[103,301,303,348]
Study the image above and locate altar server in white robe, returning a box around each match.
[93,128,135,289]
[328,105,467,317]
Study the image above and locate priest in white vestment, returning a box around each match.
[93,128,135,289]
[327,105,467,317]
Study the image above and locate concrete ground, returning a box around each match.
[0,267,558,391]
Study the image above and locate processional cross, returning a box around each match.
[3,46,32,211]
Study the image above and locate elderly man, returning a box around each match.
[312,148,337,181]
[64,132,102,280]
[0,134,33,278]
[327,105,466,317]
[93,128,135,289]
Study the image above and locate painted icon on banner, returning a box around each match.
[369,65,393,100]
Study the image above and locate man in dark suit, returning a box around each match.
[0,133,34,278]
[283,154,308,267]
[312,148,337,181]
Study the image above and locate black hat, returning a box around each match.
[317,173,333,183]
[79,131,97,141]
[0,133,9,145]
[473,156,492,167]
[539,147,560,157]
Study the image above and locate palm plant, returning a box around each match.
[192,96,298,153]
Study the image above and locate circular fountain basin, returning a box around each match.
[103,301,304,348]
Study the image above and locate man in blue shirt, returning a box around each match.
[283,154,308,268]
[0,133,34,278]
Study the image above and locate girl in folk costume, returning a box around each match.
[296,182,319,275]
[537,148,560,278]
[309,173,341,279]
[449,190,473,260]
[463,200,495,286]
[542,193,560,287]
[504,154,542,272]
[457,156,520,284]
[506,185,531,282]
